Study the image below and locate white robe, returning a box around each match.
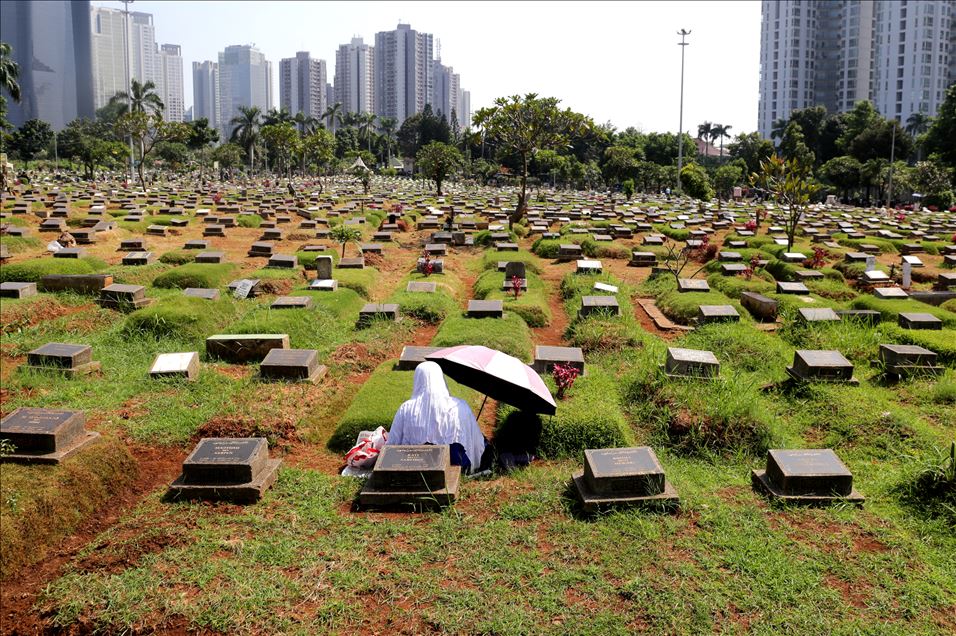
[388,361,485,474]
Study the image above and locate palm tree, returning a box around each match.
[0,42,21,103]
[713,123,733,159]
[294,113,320,136]
[109,78,164,117]
[378,116,398,164]
[905,111,932,137]
[263,107,293,127]
[230,105,262,173]
[323,102,343,131]
[770,118,788,142]
[697,121,714,142]
[340,111,361,129]
[358,112,377,155]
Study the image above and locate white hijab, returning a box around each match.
[388,361,485,474]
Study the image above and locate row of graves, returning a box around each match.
[1,179,952,514]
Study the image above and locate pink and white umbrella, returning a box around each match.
[426,345,557,415]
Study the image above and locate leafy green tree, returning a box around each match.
[679,162,714,201]
[261,122,300,178]
[473,94,591,225]
[601,145,639,190]
[713,163,743,201]
[187,117,219,181]
[58,118,126,179]
[351,164,372,195]
[905,112,932,137]
[727,132,774,175]
[0,41,21,141]
[912,161,955,209]
[785,106,827,162]
[779,121,815,166]
[302,128,336,190]
[114,111,189,188]
[335,126,360,158]
[769,118,789,141]
[848,119,912,163]
[924,84,956,176]
[263,107,293,126]
[11,119,53,163]
[837,101,880,153]
[819,156,862,200]
[323,102,342,131]
[697,121,714,143]
[621,178,635,200]
[754,155,818,251]
[229,105,262,172]
[471,158,499,185]
[330,223,363,258]
[155,141,189,172]
[377,116,398,164]
[211,143,243,173]
[643,132,697,167]
[357,112,377,155]
[416,141,463,195]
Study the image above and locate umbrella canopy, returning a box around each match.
[426,345,557,415]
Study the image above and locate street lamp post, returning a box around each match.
[121,0,135,185]
[676,29,691,196]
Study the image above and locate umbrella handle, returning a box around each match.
[477,395,489,419]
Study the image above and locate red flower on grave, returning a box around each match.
[511,275,522,299]
[552,363,580,400]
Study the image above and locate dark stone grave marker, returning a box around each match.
[167,437,281,503]
[663,347,719,379]
[259,348,327,383]
[0,407,99,464]
[752,449,864,505]
[357,445,460,509]
[787,349,857,383]
[573,446,679,512]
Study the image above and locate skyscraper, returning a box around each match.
[0,0,94,130]
[374,23,434,122]
[758,0,956,139]
[192,60,220,131]
[90,5,128,111]
[159,44,184,122]
[279,52,327,122]
[334,37,375,116]
[218,45,273,137]
[431,59,462,125]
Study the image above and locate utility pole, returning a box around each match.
[886,119,897,207]
[121,0,135,185]
[676,29,691,195]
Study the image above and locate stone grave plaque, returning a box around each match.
[169,437,281,503]
[0,282,38,299]
[149,352,200,380]
[119,238,146,251]
[184,240,208,250]
[183,287,220,300]
[206,334,289,363]
[0,407,99,464]
[752,449,863,505]
[776,281,809,295]
[576,259,602,274]
[697,305,740,324]
[579,295,620,318]
[397,346,442,370]
[787,350,857,383]
[467,299,503,318]
[718,251,742,262]
[664,347,719,379]
[339,257,365,269]
[195,251,226,264]
[314,255,333,280]
[678,278,710,293]
[406,281,437,293]
[897,312,943,330]
[878,344,943,377]
[122,251,155,266]
[232,279,258,299]
[24,342,99,375]
[267,254,297,269]
[873,287,908,299]
[308,278,338,291]
[98,283,150,310]
[259,348,327,383]
[798,307,841,323]
[533,345,585,375]
[629,251,657,267]
[357,303,399,327]
[573,447,679,512]
[558,244,583,261]
[358,445,460,509]
[781,252,807,263]
[53,248,85,259]
[593,282,618,294]
[270,296,313,309]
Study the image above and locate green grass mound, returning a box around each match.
[152,263,237,290]
[882,324,956,364]
[104,262,171,286]
[327,361,481,451]
[333,267,378,299]
[297,287,366,320]
[850,296,956,328]
[295,249,338,270]
[656,290,746,326]
[432,312,533,361]
[0,436,136,578]
[227,304,349,353]
[0,235,42,254]
[472,269,552,327]
[237,214,263,228]
[495,367,633,459]
[389,288,458,323]
[0,256,106,283]
[123,296,238,341]
[158,250,196,265]
[706,273,775,299]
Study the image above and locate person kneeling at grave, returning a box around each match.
[387,361,488,474]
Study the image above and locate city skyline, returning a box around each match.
[89,0,762,134]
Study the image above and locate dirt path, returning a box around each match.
[533,261,572,346]
[1,443,186,635]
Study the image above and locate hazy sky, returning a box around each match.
[93,0,761,135]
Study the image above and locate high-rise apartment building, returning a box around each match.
[90,5,128,111]
[159,44,184,122]
[334,37,375,116]
[432,59,470,129]
[758,0,956,139]
[0,0,94,130]
[460,90,471,129]
[279,52,327,122]
[218,45,273,137]
[192,61,220,131]
[374,24,434,122]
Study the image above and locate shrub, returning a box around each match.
[495,367,633,459]
[152,263,237,290]
[531,238,563,258]
[123,296,237,341]
[679,162,715,201]
[882,325,956,364]
[0,256,106,283]
[432,312,533,361]
[237,215,263,228]
[763,259,797,282]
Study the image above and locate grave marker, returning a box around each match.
[0,407,100,464]
[573,447,679,512]
[167,437,281,503]
[752,449,864,505]
[357,445,460,509]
